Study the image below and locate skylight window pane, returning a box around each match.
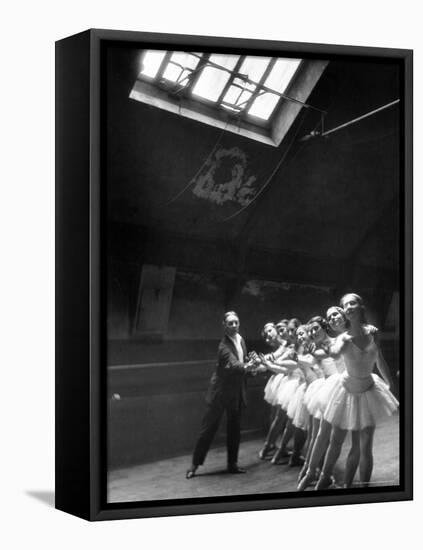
[141,50,167,78]
[162,52,200,84]
[265,58,301,92]
[248,92,280,120]
[239,56,271,84]
[192,67,231,102]
[191,54,240,102]
[208,54,239,70]
[222,85,244,106]
[222,86,253,109]
[236,90,253,108]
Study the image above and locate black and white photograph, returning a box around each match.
[105,40,408,506]
[2,0,422,543]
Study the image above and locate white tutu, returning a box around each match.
[303,377,327,418]
[287,382,309,430]
[264,373,285,406]
[276,376,301,410]
[287,382,304,419]
[321,372,399,430]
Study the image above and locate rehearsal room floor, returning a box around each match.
[107,413,399,503]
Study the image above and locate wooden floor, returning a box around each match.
[108,413,399,503]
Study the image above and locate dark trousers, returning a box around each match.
[192,398,242,467]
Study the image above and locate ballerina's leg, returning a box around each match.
[303,416,313,457]
[272,418,294,463]
[297,419,332,490]
[359,425,375,486]
[260,407,288,458]
[315,426,347,490]
[290,427,307,466]
[299,416,320,481]
[343,430,360,488]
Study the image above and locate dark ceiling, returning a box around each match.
[106,46,400,293]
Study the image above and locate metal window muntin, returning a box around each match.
[139,50,304,130]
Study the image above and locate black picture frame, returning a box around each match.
[55,28,413,521]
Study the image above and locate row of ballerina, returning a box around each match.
[249,293,399,490]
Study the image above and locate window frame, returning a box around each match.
[130,50,328,147]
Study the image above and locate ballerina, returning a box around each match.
[297,316,339,484]
[269,319,307,465]
[258,322,289,460]
[309,294,398,490]
[285,325,319,466]
[326,306,361,488]
[275,319,290,344]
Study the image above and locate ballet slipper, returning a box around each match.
[258,443,276,460]
[297,471,315,491]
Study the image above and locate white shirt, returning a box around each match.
[228,333,244,363]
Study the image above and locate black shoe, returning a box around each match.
[227,465,247,474]
[186,466,197,479]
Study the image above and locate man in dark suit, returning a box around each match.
[186,311,256,478]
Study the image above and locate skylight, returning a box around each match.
[138,50,301,122]
[130,50,328,147]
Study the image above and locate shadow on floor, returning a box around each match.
[26,490,55,508]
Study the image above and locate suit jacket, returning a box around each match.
[206,334,248,409]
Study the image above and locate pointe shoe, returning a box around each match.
[297,472,315,491]
[259,444,276,460]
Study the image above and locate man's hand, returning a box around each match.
[244,360,256,372]
[247,351,261,366]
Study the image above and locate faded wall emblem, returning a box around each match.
[192,147,257,206]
